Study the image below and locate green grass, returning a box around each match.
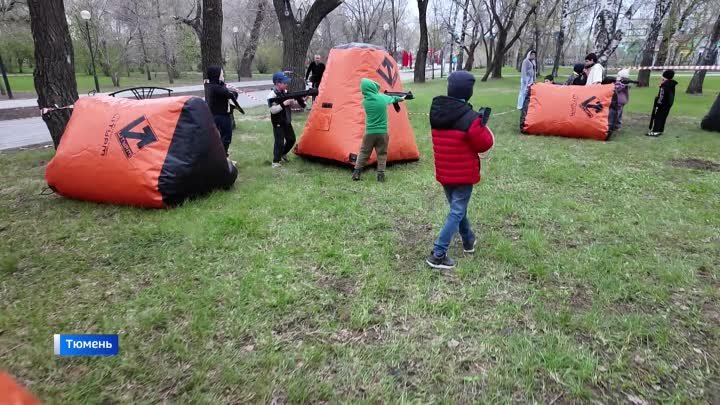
[1,74,719,404]
[4,71,274,94]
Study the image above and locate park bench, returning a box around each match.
[107,86,174,100]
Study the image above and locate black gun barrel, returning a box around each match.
[268,88,319,104]
[384,90,414,100]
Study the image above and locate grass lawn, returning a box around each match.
[4,71,274,95]
[1,74,719,404]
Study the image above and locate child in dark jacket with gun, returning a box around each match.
[267,72,307,167]
[351,79,405,182]
[647,70,677,137]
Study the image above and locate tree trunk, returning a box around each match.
[391,0,397,56]
[138,28,152,81]
[273,0,343,91]
[637,0,673,87]
[654,5,677,68]
[201,0,223,79]
[687,13,720,94]
[414,0,429,82]
[552,0,570,77]
[457,0,470,70]
[484,30,507,80]
[464,41,479,70]
[239,0,266,78]
[27,0,79,148]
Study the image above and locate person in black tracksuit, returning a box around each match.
[305,55,326,105]
[648,69,677,137]
[267,71,306,167]
[206,65,242,155]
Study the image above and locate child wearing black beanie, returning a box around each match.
[648,70,677,137]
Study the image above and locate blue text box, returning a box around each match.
[54,334,119,356]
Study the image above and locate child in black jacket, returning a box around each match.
[648,70,677,137]
[206,66,243,155]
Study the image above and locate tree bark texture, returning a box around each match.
[201,0,223,78]
[239,0,266,78]
[414,0,429,82]
[27,0,79,148]
[637,0,673,87]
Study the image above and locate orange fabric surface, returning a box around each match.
[0,372,41,405]
[521,83,615,141]
[45,96,190,208]
[296,45,420,164]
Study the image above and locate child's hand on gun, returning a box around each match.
[283,99,294,106]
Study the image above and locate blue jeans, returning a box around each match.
[433,185,475,256]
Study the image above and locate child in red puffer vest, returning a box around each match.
[426,70,495,270]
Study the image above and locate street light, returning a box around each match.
[233,26,241,80]
[81,10,100,93]
[383,23,390,51]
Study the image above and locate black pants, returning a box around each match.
[273,123,296,163]
[214,114,233,155]
[652,106,671,133]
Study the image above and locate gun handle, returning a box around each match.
[393,103,400,113]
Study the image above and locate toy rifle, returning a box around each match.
[268,88,319,105]
[384,90,414,112]
[649,96,659,130]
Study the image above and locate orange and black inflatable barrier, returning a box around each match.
[296,43,420,165]
[701,93,720,132]
[45,96,237,208]
[0,371,41,405]
[520,83,618,141]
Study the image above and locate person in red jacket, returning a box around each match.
[426,70,495,269]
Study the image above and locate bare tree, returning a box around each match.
[414,0,430,82]
[273,0,343,91]
[686,13,720,94]
[27,0,79,147]
[593,0,642,63]
[481,0,538,81]
[636,0,673,87]
[238,0,266,77]
[343,0,387,43]
[655,0,701,67]
[176,0,223,78]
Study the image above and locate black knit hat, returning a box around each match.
[662,69,675,80]
[447,70,475,101]
[207,65,222,83]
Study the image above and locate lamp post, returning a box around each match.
[233,26,241,80]
[383,23,390,51]
[81,10,100,93]
[0,29,13,99]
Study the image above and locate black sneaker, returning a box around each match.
[462,238,477,253]
[426,252,456,269]
[352,169,361,181]
[377,172,385,182]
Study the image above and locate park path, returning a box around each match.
[0,71,421,151]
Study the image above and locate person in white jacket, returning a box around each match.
[584,53,604,85]
[517,50,536,109]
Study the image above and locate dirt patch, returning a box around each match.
[316,274,357,296]
[667,158,720,172]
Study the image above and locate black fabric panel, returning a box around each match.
[701,93,720,132]
[158,97,238,206]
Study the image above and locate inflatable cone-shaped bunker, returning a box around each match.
[520,83,618,141]
[0,371,41,405]
[296,43,420,165]
[45,96,238,208]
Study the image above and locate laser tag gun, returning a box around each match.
[649,96,659,131]
[384,90,414,112]
[477,107,491,125]
[268,88,319,106]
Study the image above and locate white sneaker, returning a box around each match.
[271,162,282,168]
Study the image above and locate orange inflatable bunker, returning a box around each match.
[296,43,420,165]
[0,371,41,405]
[45,96,237,208]
[520,83,618,141]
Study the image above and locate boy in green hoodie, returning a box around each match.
[351,78,405,182]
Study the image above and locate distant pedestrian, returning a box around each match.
[517,50,536,110]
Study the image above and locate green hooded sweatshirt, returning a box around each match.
[361,78,403,135]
